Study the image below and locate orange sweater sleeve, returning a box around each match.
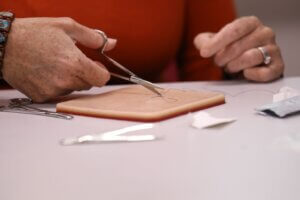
[179,0,236,81]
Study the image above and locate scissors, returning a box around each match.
[95,30,163,96]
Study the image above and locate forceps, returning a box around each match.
[95,30,163,96]
[0,98,73,120]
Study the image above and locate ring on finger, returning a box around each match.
[257,46,272,65]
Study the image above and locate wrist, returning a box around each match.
[0,11,15,79]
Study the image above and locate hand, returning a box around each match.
[194,16,284,82]
[2,17,116,102]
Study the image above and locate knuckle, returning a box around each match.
[56,55,71,67]
[59,17,77,28]
[232,17,245,26]
[59,55,83,74]
[70,56,82,67]
[229,25,243,37]
[62,17,75,25]
[72,61,85,77]
[55,57,77,74]
[218,44,240,66]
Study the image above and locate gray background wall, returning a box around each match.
[235,0,300,76]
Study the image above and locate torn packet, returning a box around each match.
[256,95,300,118]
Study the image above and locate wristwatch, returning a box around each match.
[0,11,15,79]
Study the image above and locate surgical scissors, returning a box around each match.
[95,30,163,96]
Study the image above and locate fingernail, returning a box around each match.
[103,38,117,51]
[108,38,117,46]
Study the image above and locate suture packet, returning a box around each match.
[256,95,300,118]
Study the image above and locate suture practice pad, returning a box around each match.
[56,86,225,122]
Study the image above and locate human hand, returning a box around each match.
[194,16,284,82]
[2,17,116,102]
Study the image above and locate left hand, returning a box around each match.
[194,16,284,82]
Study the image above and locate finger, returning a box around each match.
[73,78,92,91]
[94,61,109,71]
[202,16,262,57]
[243,65,282,82]
[73,53,111,87]
[215,26,275,66]
[225,47,266,73]
[105,38,118,51]
[243,46,284,82]
[57,17,117,50]
[194,33,215,56]
[58,76,92,91]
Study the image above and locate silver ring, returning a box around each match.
[257,47,272,65]
[95,29,108,53]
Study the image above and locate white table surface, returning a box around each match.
[1,77,300,200]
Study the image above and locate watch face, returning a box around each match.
[0,19,10,31]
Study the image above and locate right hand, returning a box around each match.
[2,17,116,102]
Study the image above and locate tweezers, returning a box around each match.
[95,30,163,96]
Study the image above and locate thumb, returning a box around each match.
[194,32,215,57]
[60,18,117,50]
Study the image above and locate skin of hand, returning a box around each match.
[2,17,116,102]
[194,16,284,82]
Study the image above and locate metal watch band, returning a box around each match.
[0,11,15,78]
